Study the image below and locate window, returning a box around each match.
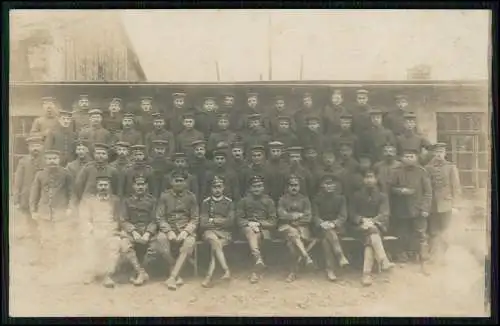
[436,112,489,189]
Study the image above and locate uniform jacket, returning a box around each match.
[236,194,277,229]
[123,162,155,197]
[156,189,199,235]
[75,162,120,202]
[145,129,176,157]
[30,115,60,139]
[277,193,313,228]
[195,110,219,138]
[115,128,143,146]
[264,159,288,203]
[396,131,432,155]
[29,167,73,218]
[300,129,327,152]
[312,191,347,231]
[361,125,397,162]
[45,125,77,166]
[391,164,432,219]
[148,156,173,198]
[78,125,114,151]
[283,164,313,198]
[351,104,372,136]
[189,157,213,203]
[384,108,409,136]
[323,103,348,135]
[103,112,123,135]
[13,155,44,211]
[176,128,205,154]
[135,112,154,138]
[205,166,241,202]
[121,193,157,235]
[72,109,90,133]
[373,159,403,194]
[425,157,461,213]
[349,186,390,233]
[331,131,360,157]
[199,195,235,232]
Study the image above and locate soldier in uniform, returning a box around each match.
[78,108,114,152]
[300,114,326,152]
[109,141,131,199]
[145,112,176,158]
[351,89,373,136]
[206,150,240,202]
[154,170,199,290]
[195,96,219,138]
[323,89,348,135]
[277,175,315,282]
[207,113,238,156]
[176,111,205,154]
[303,145,323,198]
[13,135,45,240]
[293,92,322,135]
[336,140,364,205]
[425,142,461,259]
[79,175,121,287]
[228,141,247,198]
[384,94,410,136]
[272,115,299,148]
[45,110,77,167]
[119,175,157,286]
[103,97,124,136]
[165,152,199,198]
[238,92,265,131]
[241,145,270,197]
[74,143,120,204]
[189,140,212,204]
[236,175,278,284]
[318,149,344,184]
[199,176,235,287]
[148,140,174,199]
[72,94,91,133]
[167,92,187,135]
[267,95,295,134]
[243,113,271,154]
[66,139,92,183]
[396,112,432,160]
[349,169,395,286]
[390,148,432,273]
[373,143,402,194]
[284,146,312,198]
[123,145,154,197]
[115,112,143,146]
[265,141,288,203]
[135,96,155,139]
[331,112,360,158]
[218,91,237,127]
[361,108,397,163]
[30,97,60,139]
[313,175,349,282]
[30,150,74,266]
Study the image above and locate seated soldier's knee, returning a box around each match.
[179,235,196,254]
[203,230,218,242]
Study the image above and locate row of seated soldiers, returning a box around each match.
[13,126,461,289]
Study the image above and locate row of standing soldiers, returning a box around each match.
[13,89,461,288]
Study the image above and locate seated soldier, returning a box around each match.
[79,175,121,288]
[154,170,199,291]
[119,175,157,286]
[313,175,349,282]
[278,175,315,283]
[199,176,235,288]
[236,175,278,284]
[349,170,395,286]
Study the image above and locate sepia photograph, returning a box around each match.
[8,8,491,317]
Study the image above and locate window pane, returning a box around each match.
[13,135,29,155]
[459,114,473,131]
[470,114,482,131]
[459,171,475,187]
[479,153,489,170]
[456,153,476,170]
[479,172,489,189]
[454,135,475,152]
[479,133,489,152]
[437,113,458,132]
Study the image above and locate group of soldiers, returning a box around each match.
[12,88,461,290]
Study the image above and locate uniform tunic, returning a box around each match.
[396,131,432,156]
[300,130,327,152]
[29,167,73,219]
[384,108,409,136]
[123,163,155,197]
[102,112,123,136]
[121,193,158,236]
[277,193,313,240]
[361,126,397,162]
[425,157,461,213]
[45,125,77,166]
[236,194,278,239]
[115,128,143,146]
[164,169,199,200]
[189,157,213,204]
[200,196,235,244]
[13,155,44,212]
[148,156,173,198]
[195,110,219,138]
[205,166,241,202]
[349,186,390,234]
[351,104,372,136]
[373,159,403,194]
[391,164,432,219]
[75,162,120,202]
[156,189,199,235]
[323,104,348,135]
[303,160,323,198]
[283,164,313,198]
[176,128,205,154]
[145,129,176,157]
[312,192,347,233]
[135,112,155,139]
[30,115,60,139]
[72,109,90,133]
[78,125,114,151]
[264,159,288,203]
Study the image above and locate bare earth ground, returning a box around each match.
[9,208,489,317]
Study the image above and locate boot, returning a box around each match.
[304,256,315,272]
[338,256,350,268]
[326,269,337,282]
[201,276,213,288]
[102,275,115,288]
[249,272,260,284]
[220,270,231,281]
[176,276,184,286]
[133,269,149,286]
[255,258,266,272]
[285,272,297,283]
[165,276,177,290]
[361,274,373,286]
[381,259,395,272]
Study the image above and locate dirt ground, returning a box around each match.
[8,206,490,317]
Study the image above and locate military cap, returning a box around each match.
[217,112,229,119]
[247,113,261,120]
[95,175,112,183]
[250,145,266,153]
[268,141,285,148]
[395,94,408,100]
[332,89,343,95]
[338,139,354,148]
[140,96,153,102]
[403,112,417,119]
[221,91,235,98]
[59,110,73,117]
[41,96,55,103]
[88,108,103,116]
[402,147,419,154]
[172,92,187,98]
[94,143,110,151]
[111,97,122,103]
[247,92,259,98]
[44,149,61,156]
[361,169,377,177]
[383,142,397,148]
[191,139,207,148]
[211,175,225,186]
[171,170,188,180]
[79,94,89,99]
[213,150,227,158]
[249,175,264,185]
[152,139,169,147]
[356,89,369,95]
[173,152,187,159]
[182,111,196,119]
[215,141,230,150]
[203,96,216,101]
[369,108,383,116]
[287,174,301,184]
[303,145,318,152]
[274,95,285,101]
[114,141,131,148]
[305,114,321,122]
[75,138,89,147]
[133,175,147,184]
[123,112,135,119]
[287,146,304,153]
[152,112,165,120]
[319,174,337,184]
[432,142,447,150]
[131,144,147,152]
[339,112,353,119]
[277,115,292,122]
[231,141,244,149]
[302,92,313,99]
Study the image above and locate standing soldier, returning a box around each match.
[29,150,73,265]
[396,112,432,161]
[313,175,349,282]
[109,141,131,197]
[119,175,157,286]
[145,112,176,158]
[167,92,187,135]
[272,115,299,148]
[45,110,77,167]
[154,170,200,291]
[318,149,344,184]
[115,112,143,146]
[373,143,402,194]
[265,141,288,203]
[72,94,91,133]
[103,97,124,136]
[207,113,238,156]
[384,94,411,136]
[165,152,199,198]
[294,92,321,135]
[323,89,348,135]
[66,138,92,182]
[195,96,219,138]
[243,114,271,155]
[78,108,114,152]
[277,175,315,283]
[135,96,155,140]
[362,108,397,163]
[391,148,432,273]
[13,135,45,239]
[241,145,269,197]
[284,147,313,198]
[236,175,278,284]
[30,96,60,139]
[189,140,212,205]
[332,112,360,158]
[123,145,154,197]
[239,92,265,131]
[336,140,364,205]
[349,169,395,286]
[228,141,248,198]
[200,176,235,288]
[206,150,240,202]
[351,89,373,136]
[303,146,323,198]
[425,142,461,260]
[300,114,326,152]
[74,143,119,204]
[79,175,121,288]
[176,112,205,154]
[148,140,174,199]
[218,91,238,131]
[267,95,295,135]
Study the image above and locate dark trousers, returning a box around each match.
[392,216,429,260]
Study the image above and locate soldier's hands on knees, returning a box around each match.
[167,231,177,241]
[320,221,333,230]
[132,231,141,242]
[177,230,188,241]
